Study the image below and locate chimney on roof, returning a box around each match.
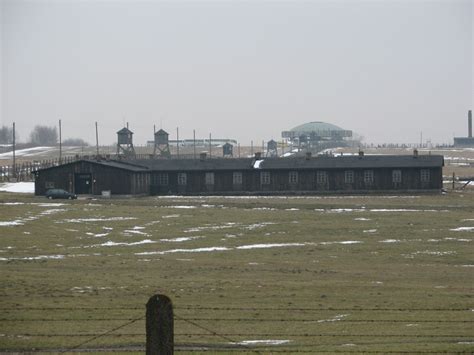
[200,152,207,161]
[255,152,262,159]
[413,149,418,158]
[468,110,472,138]
[305,152,312,160]
[358,150,364,158]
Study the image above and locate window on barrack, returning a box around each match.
[364,170,374,184]
[316,171,327,184]
[233,172,242,185]
[420,169,430,182]
[344,170,354,184]
[289,171,298,184]
[392,170,402,183]
[260,171,271,185]
[157,173,168,185]
[205,172,215,185]
[177,173,187,186]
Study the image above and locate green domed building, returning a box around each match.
[282,121,354,151]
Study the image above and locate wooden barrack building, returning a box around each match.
[34,153,444,196]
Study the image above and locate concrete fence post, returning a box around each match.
[146,294,174,355]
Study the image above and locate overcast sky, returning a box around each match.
[1,0,473,146]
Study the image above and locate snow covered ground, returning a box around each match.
[0,182,34,193]
[0,146,57,159]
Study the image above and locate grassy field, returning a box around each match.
[0,191,473,353]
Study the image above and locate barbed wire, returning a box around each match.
[4,333,472,338]
[0,306,470,311]
[174,313,262,355]
[68,315,145,351]
[2,317,471,323]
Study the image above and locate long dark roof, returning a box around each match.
[35,154,444,173]
[35,159,148,173]
[134,154,444,171]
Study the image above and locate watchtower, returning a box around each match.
[117,127,136,157]
[154,129,171,157]
[223,142,233,157]
[266,140,278,157]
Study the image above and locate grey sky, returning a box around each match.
[1,0,473,146]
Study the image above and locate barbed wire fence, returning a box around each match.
[1,301,473,353]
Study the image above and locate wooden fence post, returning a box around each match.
[146,294,174,355]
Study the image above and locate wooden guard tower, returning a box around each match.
[117,127,136,157]
[266,140,278,157]
[154,129,171,158]
[222,143,233,157]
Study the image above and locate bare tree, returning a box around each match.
[30,125,58,146]
[0,126,15,144]
[62,138,89,146]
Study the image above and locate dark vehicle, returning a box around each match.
[45,189,77,200]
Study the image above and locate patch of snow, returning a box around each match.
[236,243,307,250]
[184,223,237,233]
[96,240,156,247]
[444,237,471,242]
[285,208,300,211]
[0,254,65,261]
[354,218,371,221]
[60,217,137,223]
[380,239,400,243]
[162,214,180,219]
[40,208,66,215]
[160,236,203,242]
[363,229,377,233]
[244,222,276,230]
[253,159,264,169]
[317,314,349,323]
[123,229,150,236]
[0,182,34,193]
[35,203,67,207]
[0,220,24,226]
[450,227,474,232]
[232,340,290,346]
[164,205,196,209]
[137,246,230,255]
[320,241,362,245]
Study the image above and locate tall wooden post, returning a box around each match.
[452,172,455,190]
[193,129,196,159]
[12,122,16,179]
[146,294,174,355]
[209,133,212,158]
[176,127,179,158]
[95,122,99,157]
[59,119,62,164]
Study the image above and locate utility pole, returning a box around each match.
[12,122,16,179]
[95,122,99,157]
[176,127,179,158]
[193,129,196,159]
[59,119,62,164]
[209,133,212,158]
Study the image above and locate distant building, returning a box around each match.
[454,110,474,147]
[34,153,444,196]
[282,121,357,152]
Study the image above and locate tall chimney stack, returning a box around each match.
[468,110,472,138]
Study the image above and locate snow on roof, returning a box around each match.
[253,159,264,168]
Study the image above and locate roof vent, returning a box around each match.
[305,152,312,160]
[200,152,207,161]
[255,152,262,159]
[413,149,418,158]
[358,150,364,158]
